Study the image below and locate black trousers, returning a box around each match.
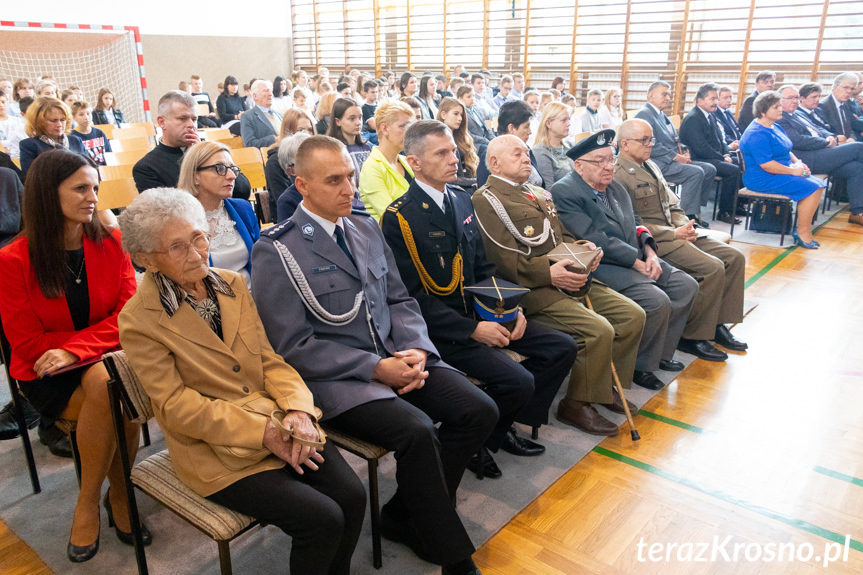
[795,141,863,213]
[207,442,366,575]
[439,320,578,449]
[700,158,740,214]
[326,367,498,565]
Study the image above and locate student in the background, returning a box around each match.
[71,101,111,166]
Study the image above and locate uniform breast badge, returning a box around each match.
[524,225,535,236]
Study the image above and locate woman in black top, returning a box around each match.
[215,75,247,126]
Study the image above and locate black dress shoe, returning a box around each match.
[714,324,748,351]
[659,359,685,372]
[466,448,502,479]
[677,339,728,362]
[632,371,665,390]
[718,211,742,225]
[381,506,435,563]
[500,427,545,456]
[442,558,483,575]
[67,525,100,563]
[0,399,40,440]
[38,424,73,458]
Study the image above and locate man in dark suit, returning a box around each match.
[737,70,775,131]
[240,79,281,148]
[848,73,863,140]
[777,85,863,226]
[797,83,837,135]
[679,83,741,224]
[551,131,718,391]
[251,135,496,575]
[818,72,859,142]
[636,81,717,227]
[713,85,742,149]
[381,120,577,478]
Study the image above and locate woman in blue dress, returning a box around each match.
[740,91,825,248]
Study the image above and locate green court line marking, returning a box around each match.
[638,410,706,434]
[813,466,863,488]
[592,446,863,552]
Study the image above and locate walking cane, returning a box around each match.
[584,295,641,441]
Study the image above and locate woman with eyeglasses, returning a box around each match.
[178,141,259,285]
[0,149,143,563]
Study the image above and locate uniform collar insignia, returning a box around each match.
[302,223,314,237]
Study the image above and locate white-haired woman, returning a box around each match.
[118,188,365,575]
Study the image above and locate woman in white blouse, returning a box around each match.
[598,88,625,130]
[177,141,260,286]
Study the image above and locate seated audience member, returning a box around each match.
[118,189,364,574]
[539,91,555,111]
[399,72,419,101]
[472,135,644,435]
[0,89,27,158]
[448,77,465,98]
[493,75,516,108]
[818,72,859,142]
[401,96,424,120]
[615,119,748,353]
[437,97,480,183]
[533,102,574,186]
[215,75,247,133]
[361,81,379,133]
[91,88,125,127]
[359,100,416,220]
[579,89,603,133]
[797,82,836,134]
[776,84,863,226]
[266,108,317,220]
[251,135,497,575]
[848,72,863,139]
[0,150,142,563]
[0,79,14,115]
[178,141,259,285]
[551,131,703,388]
[381,121,576,478]
[20,97,86,180]
[510,73,525,100]
[476,100,544,187]
[35,80,58,99]
[679,83,741,224]
[217,82,224,95]
[713,85,743,149]
[11,79,35,117]
[636,81,717,228]
[471,74,498,120]
[292,86,313,114]
[551,76,567,95]
[190,75,219,127]
[327,97,373,185]
[561,94,577,116]
[243,81,254,109]
[417,74,440,120]
[458,85,495,147]
[598,88,625,130]
[272,76,293,113]
[60,90,77,111]
[436,74,454,99]
[315,91,337,135]
[523,89,541,146]
[70,101,111,166]
[274,133,312,221]
[240,80,281,148]
[178,81,190,94]
[336,82,353,100]
[739,91,825,248]
[737,70,775,131]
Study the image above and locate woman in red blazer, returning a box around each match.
[0,150,144,563]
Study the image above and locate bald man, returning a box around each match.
[614,119,748,353]
[472,135,645,437]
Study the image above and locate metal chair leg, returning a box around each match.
[11,387,40,494]
[70,428,82,488]
[217,541,233,575]
[368,458,382,569]
[531,426,539,440]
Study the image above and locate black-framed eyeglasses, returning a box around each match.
[153,233,211,261]
[623,137,656,146]
[196,163,241,177]
[577,157,616,168]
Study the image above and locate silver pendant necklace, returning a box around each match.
[67,257,85,285]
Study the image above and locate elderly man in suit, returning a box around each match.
[240,79,281,148]
[636,81,717,228]
[713,86,742,149]
[472,135,645,436]
[819,72,859,143]
[679,83,742,224]
[551,130,712,391]
[381,121,577,478]
[737,70,776,132]
[777,85,863,226]
[615,119,749,353]
[251,135,496,575]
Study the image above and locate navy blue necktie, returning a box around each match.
[725,110,740,139]
[334,226,356,267]
[708,113,723,146]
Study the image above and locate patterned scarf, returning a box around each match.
[38,134,69,149]
[153,270,235,338]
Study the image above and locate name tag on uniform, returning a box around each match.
[637,183,650,188]
[313,265,337,274]
[429,231,446,238]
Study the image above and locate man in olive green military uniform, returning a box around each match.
[472,135,645,437]
[614,119,748,353]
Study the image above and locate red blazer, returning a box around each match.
[0,228,136,381]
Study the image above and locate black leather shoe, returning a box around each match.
[714,324,748,351]
[38,424,73,458]
[677,339,728,362]
[381,506,435,563]
[104,489,152,546]
[659,359,685,372]
[67,525,99,563]
[633,371,665,390]
[718,211,742,225]
[442,558,483,575]
[466,448,502,479]
[500,427,545,456]
[0,399,40,440]
[687,214,710,229]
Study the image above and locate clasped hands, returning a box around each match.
[373,348,428,395]
[633,247,663,281]
[550,242,602,292]
[471,309,527,347]
[262,410,324,475]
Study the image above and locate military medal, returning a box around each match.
[547,205,557,218]
[422,202,429,209]
[524,225,535,236]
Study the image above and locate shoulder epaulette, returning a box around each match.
[386,198,407,213]
[264,219,296,238]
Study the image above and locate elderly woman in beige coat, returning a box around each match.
[117,188,365,575]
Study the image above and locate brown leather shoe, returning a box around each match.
[849,213,863,226]
[556,401,619,436]
[600,387,638,416]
